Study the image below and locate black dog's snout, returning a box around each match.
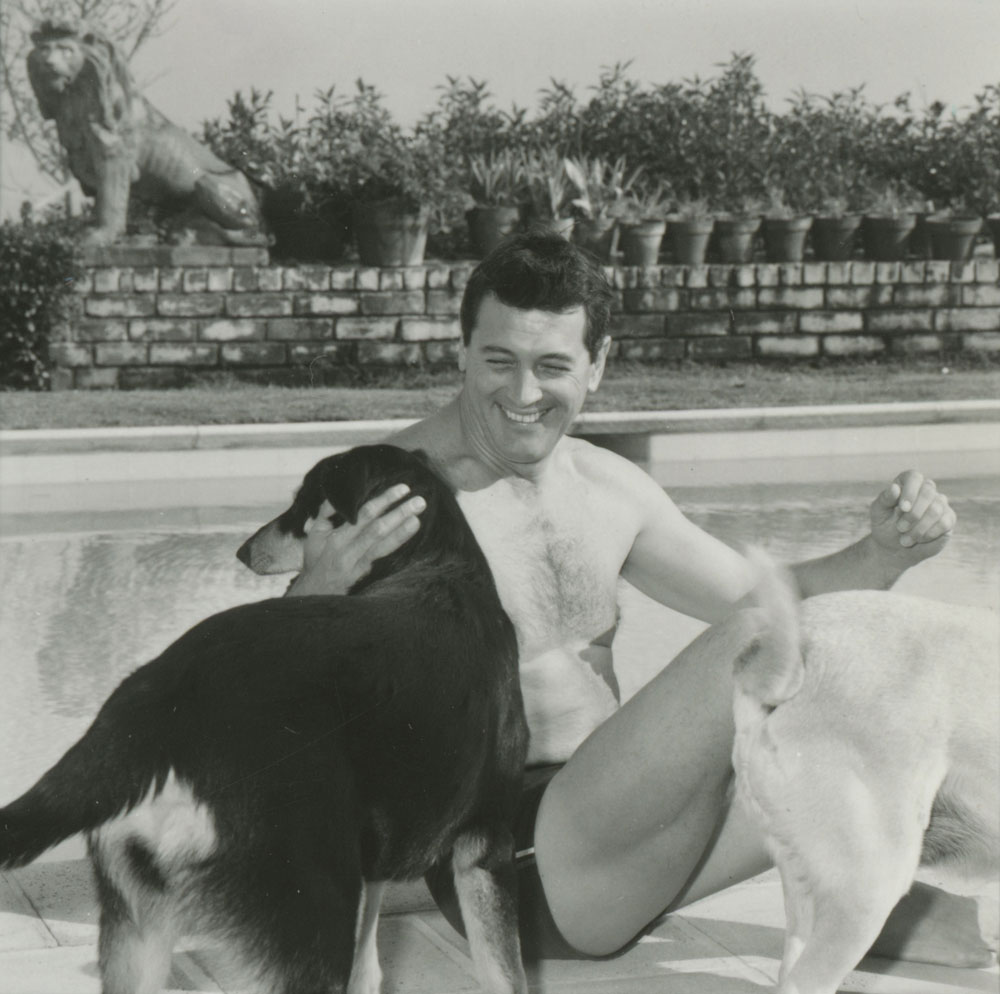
[235,537,253,567]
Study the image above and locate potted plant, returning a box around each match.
[860,183,922,261]
[810,195,863,262]
[522,148,574,238]
[924,200,984,261]
[348,130,463,266]
[564,155,642,261]
[335,82,465,266]
[973,179,1000,258]
[464,149,526,257]
[616,180,671,266]
[665,197,715,266]
[202,88,350,262]
[711,195,763,264]
[760,186,813,263]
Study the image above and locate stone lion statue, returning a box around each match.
[28,18,267,246]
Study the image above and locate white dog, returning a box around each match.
[733,553,999,994]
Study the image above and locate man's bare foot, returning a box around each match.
[869,882,998,968]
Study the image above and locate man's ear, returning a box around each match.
[587,336,612,393]
[457,338,468,373]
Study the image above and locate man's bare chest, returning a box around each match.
[457,484,630,650]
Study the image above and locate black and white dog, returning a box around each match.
[0,445,529,994]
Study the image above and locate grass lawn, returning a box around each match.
[1,358,998,430]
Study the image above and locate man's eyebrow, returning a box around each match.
[481,345,575,363]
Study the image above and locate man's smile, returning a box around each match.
[498,405,549,425]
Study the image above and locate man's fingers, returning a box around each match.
[366,495,425,540]
[362,512,423,564]
[875,481,902,509]
[894,471,925,513]
[355,484,413,526]
[895,479,938,532]
[901,496,955,545]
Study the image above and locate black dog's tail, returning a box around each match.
[0,672,167,869]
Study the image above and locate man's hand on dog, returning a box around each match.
[870,470,955,566]
[288,485,425,596]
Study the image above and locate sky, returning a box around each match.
[3,0,998,215]
[135,0,999,129]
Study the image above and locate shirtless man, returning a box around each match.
[290,232,992,965]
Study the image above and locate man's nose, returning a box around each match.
[512,368,543,406]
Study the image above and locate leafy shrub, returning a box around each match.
[0,209,82,391]
[201,88,350,261]
[200,58,999,254]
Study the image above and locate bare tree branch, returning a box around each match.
[1,0,176,178]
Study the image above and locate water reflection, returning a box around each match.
[1,478,997,798]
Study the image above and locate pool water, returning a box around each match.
[1,476,997,802]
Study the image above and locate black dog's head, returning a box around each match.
[237,445,480,591]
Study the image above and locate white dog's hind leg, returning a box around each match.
[776,812,925,994]
[776,864,812,987]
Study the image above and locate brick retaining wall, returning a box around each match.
[52,247,1000,388]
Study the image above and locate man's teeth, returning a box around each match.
[501,407,544,424]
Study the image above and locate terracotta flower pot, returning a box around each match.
[572,216,618,261]
[861,214,917,261]
[466,205,521,257]
[762,216,813,262]
[353,199,429,266]
[665,217,714,266]
[711,216,761,264]
[908,213,934,259]
[619,220,666,266]
[988,215,1000,258]
[264,189,348,262]
[925,215,984,261]
[810,214,862,262]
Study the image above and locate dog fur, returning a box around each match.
[733,552,999,994]
[0,445,529,994]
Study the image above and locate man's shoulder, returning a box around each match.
[562,434,662,497]
[387,418,430,451]
[387,407,454,457]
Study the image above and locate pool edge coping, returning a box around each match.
[3,399,999,457]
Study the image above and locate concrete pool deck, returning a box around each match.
[1,399,998,991]
[2,841,997,994]
[2,400,999,516]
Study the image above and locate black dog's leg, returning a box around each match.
[222,832,362,994]
[452,828,527,994]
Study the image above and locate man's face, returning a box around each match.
[458,294,609,467]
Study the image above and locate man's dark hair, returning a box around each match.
[460,230,616,360]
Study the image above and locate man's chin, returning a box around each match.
[495,428,560,465]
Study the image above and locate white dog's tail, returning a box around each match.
[733,549,805,709]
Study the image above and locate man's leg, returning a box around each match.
[533,615,996,965]
[534,614,767,955]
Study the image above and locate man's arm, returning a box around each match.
[286,486,426,596]
[791,470,955,597]
[622,466,955,621]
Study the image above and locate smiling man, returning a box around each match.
[290,231,990,966]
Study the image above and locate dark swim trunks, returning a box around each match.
[424,763,592,961]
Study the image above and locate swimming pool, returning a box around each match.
[2,461,997,804]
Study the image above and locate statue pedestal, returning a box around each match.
[80,245,270,268]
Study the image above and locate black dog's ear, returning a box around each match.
[317,454,368,526]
